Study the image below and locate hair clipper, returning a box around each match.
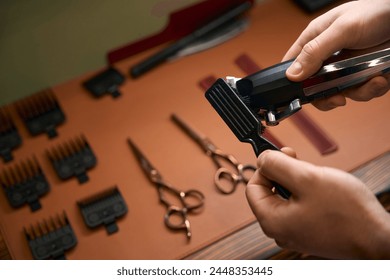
[226,44,390,125]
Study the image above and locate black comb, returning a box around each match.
[47,135,97,184]
[0,156,50,211]
[205,78,291,198]
[24,212,77,260]
[77,186,127,234]
[0,107,22,163]
[83,67,125,98]
[15,89,65,138]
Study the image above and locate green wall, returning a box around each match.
[0,0,202,105]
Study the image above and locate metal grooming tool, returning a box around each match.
[46,135,97,184]
[205,79,291,198]
[198,74,284,148]
[171,114,256,194]
[127,138,205,239]
[0,156,50,211]
[15,89,65,138]
[0,107,22,163]
[77,186,128,234]
[83,67,125,98]
[228,46,390,125]
[24,212,77,260]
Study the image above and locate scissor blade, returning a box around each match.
[171,114,209,152]
[127,138,161,181]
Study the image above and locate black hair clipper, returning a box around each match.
[228,45,390,125]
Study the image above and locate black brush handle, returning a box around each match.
[251,134,291,199]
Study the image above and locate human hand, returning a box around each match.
[283,0,390,110]
[246,148,390,259]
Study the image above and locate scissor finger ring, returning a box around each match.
[164,207,191,238]
[214,168,240,194]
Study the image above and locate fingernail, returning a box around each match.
[287,61,302,76]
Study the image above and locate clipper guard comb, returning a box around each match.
[15,89,65,138]
[77,186,128,234]
[24,212,77,260]
[47,135,97,184]
[0,107,22,163]
[0,156,50,211]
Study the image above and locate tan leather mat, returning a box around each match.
[1,0,389,259]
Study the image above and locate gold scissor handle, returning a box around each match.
[180,189,205,211]
[237,163,257,182]
[164,206,192,239]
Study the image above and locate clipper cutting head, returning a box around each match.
[47,135,97,184]
[0,156,50,211]
[24,212,77,260]
[15,89,66,138]
[77,186,128,234]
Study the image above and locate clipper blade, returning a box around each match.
[24,212,77,260]
[205,78,291,199]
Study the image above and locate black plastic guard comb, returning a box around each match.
[83,67,125,98]
[205,78,291,198]
[0,156,50,211]
[77,186,127,234]
[24,212,77,260]
[0,107,22,163]
[15,89,65,138]
[47,135,97,184]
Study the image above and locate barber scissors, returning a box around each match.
[127,138,204,239]
[171,114,256,194]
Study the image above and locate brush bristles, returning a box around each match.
[15,89,61,121]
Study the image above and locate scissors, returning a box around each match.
[171,114,256,194]
[127,138,205,239]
